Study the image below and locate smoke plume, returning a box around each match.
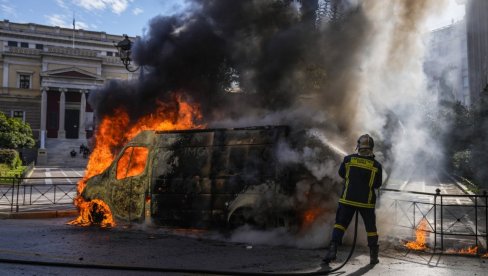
[88,0,447,248]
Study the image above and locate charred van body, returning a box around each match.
[81,125,345,229]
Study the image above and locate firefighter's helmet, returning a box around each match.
[357,134,374,150]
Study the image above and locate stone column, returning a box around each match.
[58,88,66,139]
[40,87,48,149]
[2,62,8,88]
[78,90,87,140]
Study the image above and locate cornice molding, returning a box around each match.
[41,66,103,80]
[0,29,120,49]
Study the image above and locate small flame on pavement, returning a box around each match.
[446,246,478,255]
[404,218,428,251]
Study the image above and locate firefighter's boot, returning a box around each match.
[369,245,379,265]
[322,242,337,263]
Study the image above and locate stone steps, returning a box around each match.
[44,138,89,168]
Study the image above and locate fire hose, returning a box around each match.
[0,211,359,275]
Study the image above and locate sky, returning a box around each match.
[425,0,466,30]
[0,0,189,37]
[0,0,465,37]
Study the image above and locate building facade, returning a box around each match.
[424,19,470,106]
[0,20,135,162]
[466,0,488,104]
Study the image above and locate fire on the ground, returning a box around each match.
[404,218,485,256]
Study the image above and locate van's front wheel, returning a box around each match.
[228,207,256,229]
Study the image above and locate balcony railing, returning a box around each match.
[5,46,99,58]
[5,46,41,55]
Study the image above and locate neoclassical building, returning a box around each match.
[0,20,135,164]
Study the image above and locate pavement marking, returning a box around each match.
[70,168,84,177]
[60,171,73,184]
[45,170,53,185]
[399,180,409,190]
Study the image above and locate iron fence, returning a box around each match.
[0,176,79,212]
[1,175,487,256]
[380,188,488,256]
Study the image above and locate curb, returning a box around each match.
[446,174,475,196]
[0,209,78,219]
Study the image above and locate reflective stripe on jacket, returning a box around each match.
[338,154,382,208]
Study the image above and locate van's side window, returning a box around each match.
[116,146,149,180]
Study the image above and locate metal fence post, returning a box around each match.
[484,190,487,252]
[23,183,26,206]
[15,175,20,212]
[434,188,440,252]
[475,195,478,249]
[440,191,444,252]
[413,202,416,229]
[10,177,15,212]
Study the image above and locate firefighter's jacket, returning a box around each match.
[338,154,382,208]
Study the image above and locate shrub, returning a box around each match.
[0,149,22,169]
[0,112,35,149]
[452,150,473,179]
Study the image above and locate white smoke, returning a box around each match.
[227,0,448,248]
[353,0,446,182]
[276,138,341,181]
[353,0,449,243]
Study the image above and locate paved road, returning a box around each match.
[0,218,486,276]
[24,167,85,185]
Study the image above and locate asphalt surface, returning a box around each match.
[1,167,487,275]
[0,217,486,276]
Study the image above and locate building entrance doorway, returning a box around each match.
[65,109,80,139]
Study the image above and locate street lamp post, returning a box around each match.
[114,34,140,72]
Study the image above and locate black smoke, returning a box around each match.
[89,0,371,142]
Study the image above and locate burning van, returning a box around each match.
[80,125,318,228]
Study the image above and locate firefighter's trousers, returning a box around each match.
[331,203,378,247]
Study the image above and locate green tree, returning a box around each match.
[470,84,488,188]
[429,99,474,180]
[0,111,35,149]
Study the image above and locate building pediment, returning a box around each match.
[41,67,102,80]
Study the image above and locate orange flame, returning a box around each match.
[116,147,149,180]
[302,207,324,229]
[405,218,428,250]
[68,198,115,227]
[69,93,204,227]
[447,246,478,255]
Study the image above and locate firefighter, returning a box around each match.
[323,134,383,265]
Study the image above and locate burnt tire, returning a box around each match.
[89,202,106,225]
[228,207,256,229]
